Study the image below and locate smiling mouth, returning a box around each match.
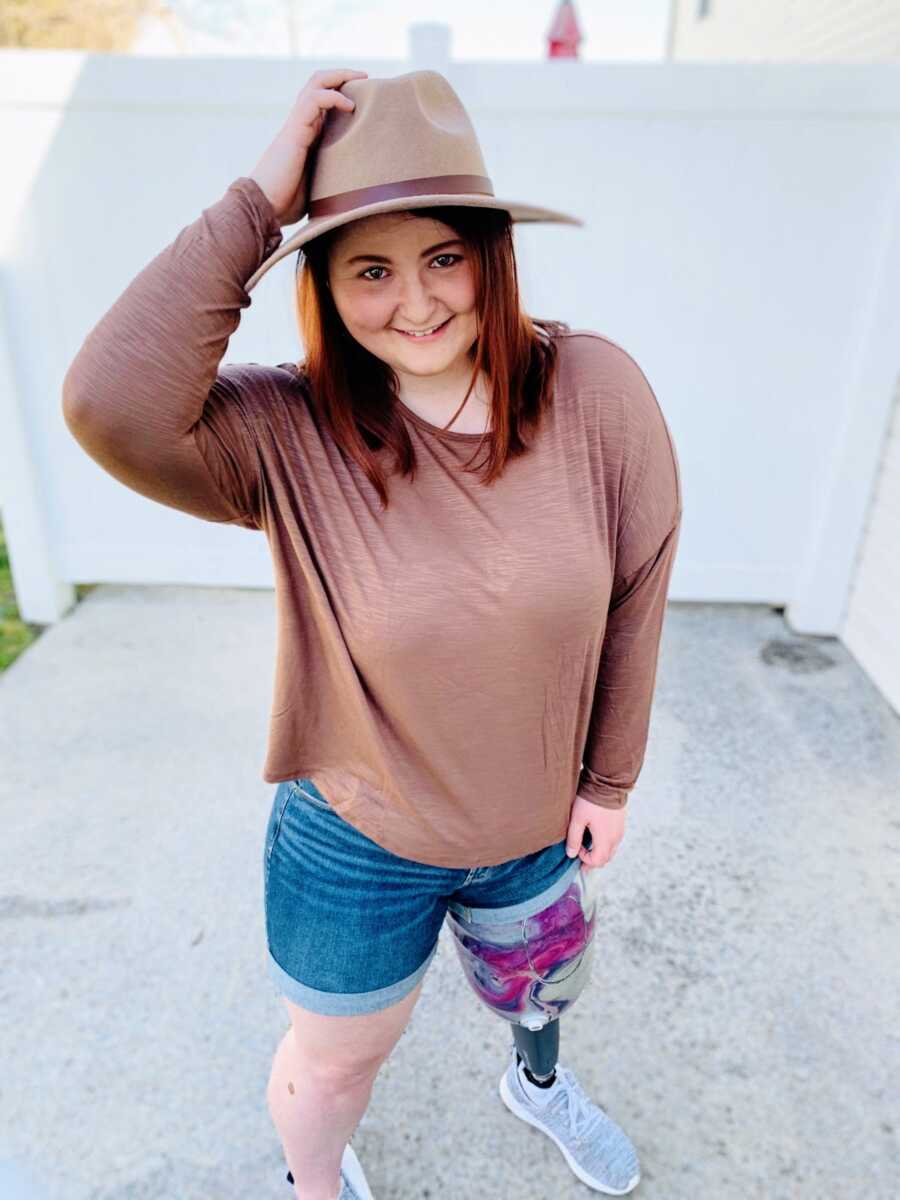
[394,317,453,339]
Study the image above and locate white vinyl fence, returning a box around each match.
[1,40,899,707]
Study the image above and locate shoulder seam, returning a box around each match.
[555,329,622,346]
[565,335,681,537]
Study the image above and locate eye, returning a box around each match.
[358,254,461,282]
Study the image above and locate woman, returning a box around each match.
[63,68,682,1200]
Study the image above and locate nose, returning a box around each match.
[394,273,440,326]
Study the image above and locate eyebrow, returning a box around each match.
[344,239,464,266]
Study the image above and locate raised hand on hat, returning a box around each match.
[249,67,369,227]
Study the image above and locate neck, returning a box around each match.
[396,360,491,431]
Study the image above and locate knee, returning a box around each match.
[269,1028,383,1098]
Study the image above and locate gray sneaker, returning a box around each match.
[499,1045,640,1194]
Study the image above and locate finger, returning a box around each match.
[311,68,369,84]
[314,87,358,110]
[580,847,609,868]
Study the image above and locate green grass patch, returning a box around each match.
[0,515,43,671]
[1,514,103,671]
[0,516,41,670]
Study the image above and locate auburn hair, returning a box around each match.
[291,205,570,510]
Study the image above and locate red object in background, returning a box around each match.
[547,0,582,59]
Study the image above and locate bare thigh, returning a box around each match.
[283,976,426,1077]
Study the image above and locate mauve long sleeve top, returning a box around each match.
[61,175,683,868]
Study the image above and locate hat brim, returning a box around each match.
[245,192,584,292]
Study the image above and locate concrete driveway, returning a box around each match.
[1,585,898,1199]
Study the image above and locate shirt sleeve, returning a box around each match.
[577,351,683,809]
[61,175,284,531]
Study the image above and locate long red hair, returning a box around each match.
[293,205,569,509]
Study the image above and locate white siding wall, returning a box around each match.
[842,380,900,713]
[666,4,900,714]
[669,0,900,61]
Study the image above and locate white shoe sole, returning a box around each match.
[341,1141,374,1200]
[498,1071,640,1195]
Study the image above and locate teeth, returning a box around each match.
[401,321,445,337]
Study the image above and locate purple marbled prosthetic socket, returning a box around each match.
[446,866,600,1030]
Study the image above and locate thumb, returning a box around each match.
[566,825,584,857]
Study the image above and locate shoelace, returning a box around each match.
[550,1066,606,1144]
[339,1168,360,1200]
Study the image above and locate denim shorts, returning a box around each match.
[263,776,584,1016]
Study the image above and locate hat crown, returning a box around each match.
[308,70,493,210]
[244,69,583,293]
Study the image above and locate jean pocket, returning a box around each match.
[264,781,294,878]
[288,778,333,811]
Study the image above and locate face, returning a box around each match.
[326,211,479,383]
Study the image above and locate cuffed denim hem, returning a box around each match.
[267,937,440,1016]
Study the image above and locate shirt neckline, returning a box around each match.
[393,394,491,442]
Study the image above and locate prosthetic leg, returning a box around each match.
[512,1012,559,1081]
[445,854,600,1081]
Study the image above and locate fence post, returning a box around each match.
[0,273,75,625]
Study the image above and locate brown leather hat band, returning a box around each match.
[308,174,494,218]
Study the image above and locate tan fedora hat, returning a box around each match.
[245,68,583,292]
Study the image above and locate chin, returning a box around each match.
[405,360,454,376]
